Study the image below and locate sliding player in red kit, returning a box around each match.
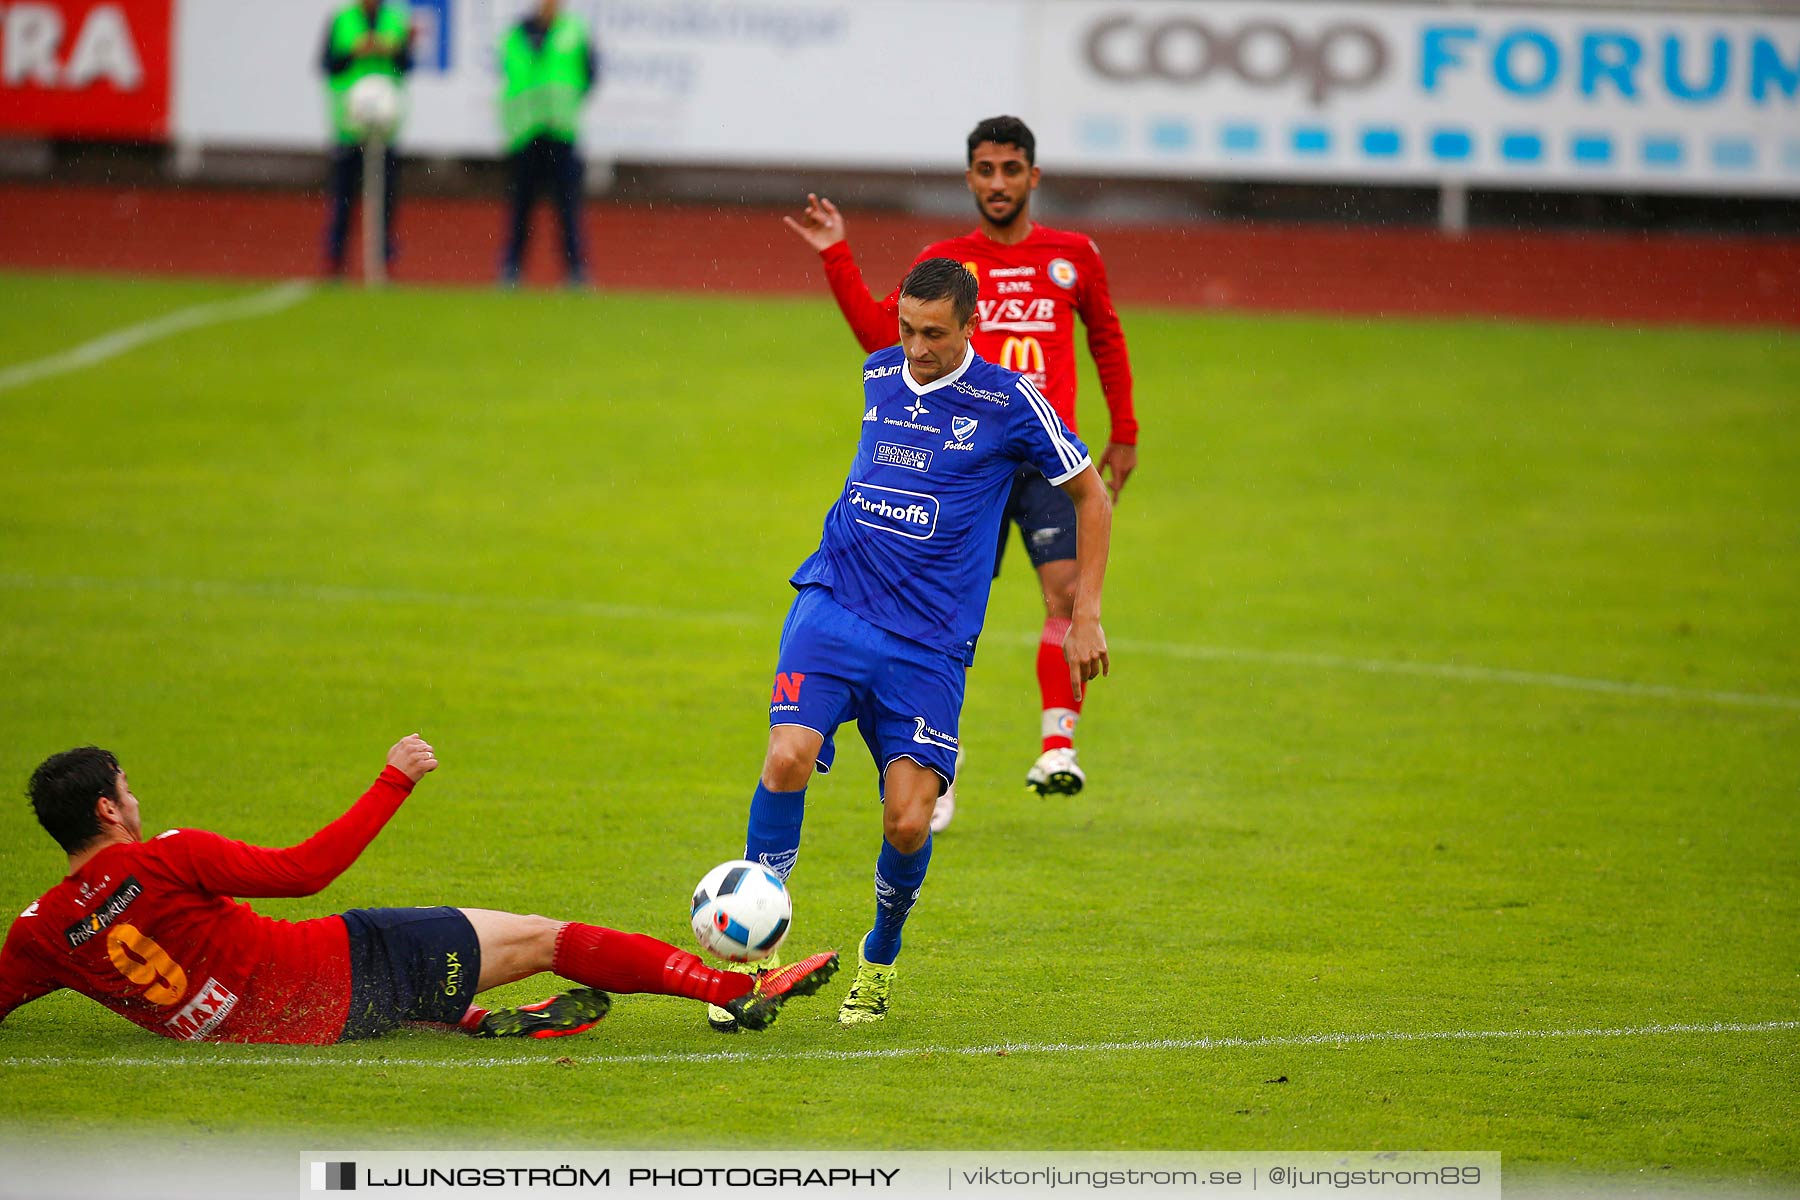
[0,736,836,1044]
[784,115,1139,830]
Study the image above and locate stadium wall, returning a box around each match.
[3,0,1798,322]
[4,0,1799,197]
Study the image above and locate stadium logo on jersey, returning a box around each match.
[63,876,143,948]
[864,405,878,422]
[911,717,960,750]
[875,442,933,473]
[1049,258,1079,289]
[847,482,939,540]
[864,364,902,381]
[163,975,239,1041]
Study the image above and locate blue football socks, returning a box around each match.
[744,782,805,881]
[863,835,933,965]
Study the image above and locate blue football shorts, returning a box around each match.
[993,465,1078,577]
[338,906,481,1041]
[767,585,964,796]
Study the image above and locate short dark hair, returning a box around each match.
[900,258,979,327]
[967,115,1035,165]
[28,746,122,853]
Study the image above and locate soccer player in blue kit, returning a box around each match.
[710,259,1114,1028]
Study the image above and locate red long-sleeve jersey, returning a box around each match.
[819,225,1138,446]
[0,766,415,1044]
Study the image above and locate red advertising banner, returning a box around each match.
[0,0,172,140]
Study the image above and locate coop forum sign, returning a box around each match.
[1035,1,1800,193]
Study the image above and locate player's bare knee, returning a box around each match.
[883,806,931,853]
[886,820,930,855]
[761,737,817,791]
[760,755,813,791]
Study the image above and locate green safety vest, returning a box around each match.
[499,15,592,152]
[325,3,411,144]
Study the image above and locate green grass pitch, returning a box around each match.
[0,273,1795,1187]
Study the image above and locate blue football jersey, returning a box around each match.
[791,344,1091,664]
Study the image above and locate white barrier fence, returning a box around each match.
[5,0,1797,194]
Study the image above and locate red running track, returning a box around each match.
[1,182,1795,327]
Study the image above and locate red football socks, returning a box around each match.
[1037,616,1081,750]
[551,923,752,1007]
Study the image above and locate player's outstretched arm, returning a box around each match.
[168,735,436,900]
[1059,465,1114,701]
[783,193,900,352]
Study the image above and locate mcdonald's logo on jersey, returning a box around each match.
[963,261,979,280]
[998,336,1046,375]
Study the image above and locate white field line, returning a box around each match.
[0,571,763,631]
[2,571,1797,713]
[1107,636,1800,712]
[0,281,313,393]
[1,1019,1793,1071]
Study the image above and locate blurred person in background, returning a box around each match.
[498,0,599,287]
[319,0,415,277]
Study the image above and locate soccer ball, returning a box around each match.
[345,75,403,137]
[690,859,791,963]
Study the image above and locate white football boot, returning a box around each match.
[1026,747,1085,796]
[929,748,966,834]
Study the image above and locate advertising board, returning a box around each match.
[1033,2,1800,193]
[15,0,1796,197]
[0,0,172,140]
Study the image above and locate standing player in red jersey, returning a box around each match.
[782,115,1139,829]
[0,736,837,1044]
